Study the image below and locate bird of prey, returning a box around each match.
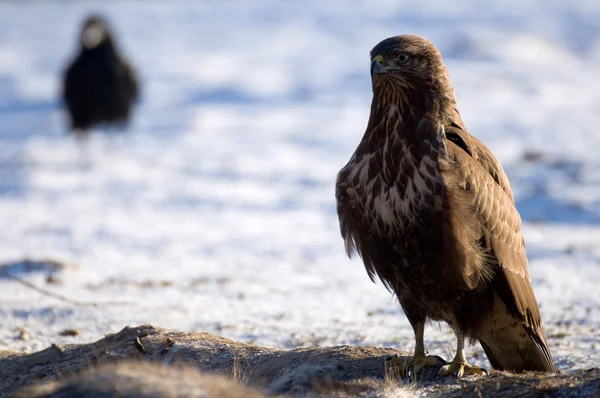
[63,16,139,135]
[335,35,557,378]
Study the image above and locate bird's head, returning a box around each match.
[369,35,457,117]
[80,16,113,50]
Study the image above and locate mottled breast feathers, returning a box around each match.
[335,116,447,290]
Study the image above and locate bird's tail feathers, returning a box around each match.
[479,297,558,373]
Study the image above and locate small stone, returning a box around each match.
[59,329,80,337]
[17,328,30,341]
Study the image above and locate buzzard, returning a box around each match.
[335,35,557,377]
[63,16,139,135]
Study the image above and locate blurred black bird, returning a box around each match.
[63,16,139,135]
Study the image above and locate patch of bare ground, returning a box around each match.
[0,325,597,397]
[14,361,265,398]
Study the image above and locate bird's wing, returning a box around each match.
[63,61,78,107]
[442,123,534,319]
[122,59,139,102]
[62,59,85,122]
[441,123,556,371]
[445,122,514,203]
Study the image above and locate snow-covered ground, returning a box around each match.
[1,0,600,374]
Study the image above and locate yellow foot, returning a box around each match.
[437,361,487,378]
[384,354,445,379]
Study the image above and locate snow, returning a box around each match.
[0,0,599,376]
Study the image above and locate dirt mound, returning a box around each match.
[1,325,598,397]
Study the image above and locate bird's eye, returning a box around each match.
[396,53,411,64]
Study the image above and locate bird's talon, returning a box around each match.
[437,362,487,378]
[409,354,446,379]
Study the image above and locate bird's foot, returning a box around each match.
[437,361,487,378]
[411,354,446,377]
[384,354,445,380]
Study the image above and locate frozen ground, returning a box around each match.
[0,0,599,376]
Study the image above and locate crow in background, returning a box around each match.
[63,15,139,136]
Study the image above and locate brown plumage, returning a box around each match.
[335,35,557,375]
[63,15,139,134]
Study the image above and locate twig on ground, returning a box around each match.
[0,269,132,307]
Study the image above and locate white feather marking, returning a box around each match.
[359,161,370,184]
[387,105,398,119]
[346,153,374,184]
[411,169,428,192]
[389,186,401,207]
[373,194,395,226]
[419,157,437,179]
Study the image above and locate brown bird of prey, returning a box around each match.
[335,35,557,377]
[63,15,139,135]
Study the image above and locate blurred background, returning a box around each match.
[1,0,599,371]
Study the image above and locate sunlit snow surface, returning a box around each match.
[1,0,600,375]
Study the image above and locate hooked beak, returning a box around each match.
[370,55,386,79]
